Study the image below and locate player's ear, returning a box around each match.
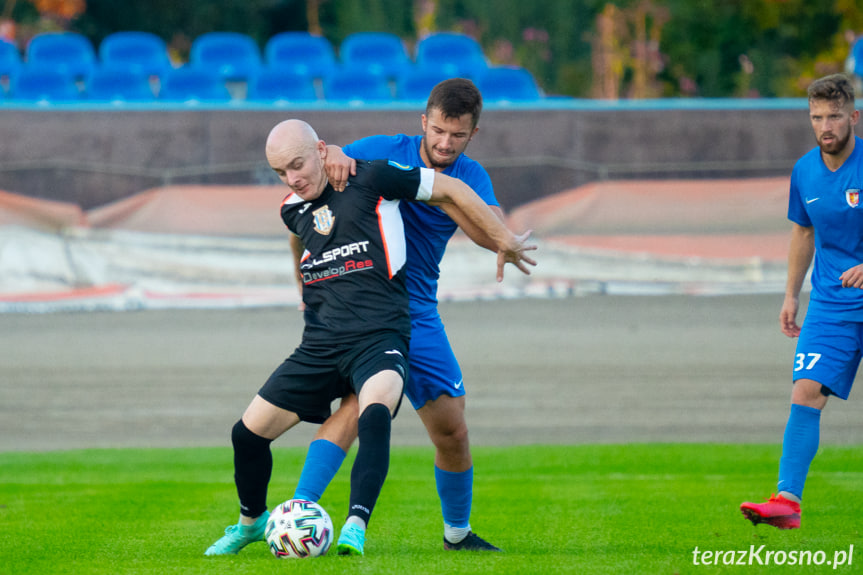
[851,109,860,126]
[317,139,327,159]
[421,114,428,133]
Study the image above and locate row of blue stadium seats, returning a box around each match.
[0,30,528,83]
[0,64,541,103]
[0,30,543,103]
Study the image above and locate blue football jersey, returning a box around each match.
[788,135,863,320]
[343,134,498,316]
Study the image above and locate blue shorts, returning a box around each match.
[404,312,464,410]
[793,316,863,400]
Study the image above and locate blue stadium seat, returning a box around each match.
[475,66,542,102]
[247,68,318,102]
[11,67,80,101]
[0,39,21,81]
[86,67,155,102]
[189,32,262,81]
[26,32,96,79]
[158,67,231,102]
[396,67,451,100]
[339,32,411,79]
[323,68,391,102]
[849,37,863,77]
[265,32,337,79]
[99,31,172,78]
[415,32,488,79]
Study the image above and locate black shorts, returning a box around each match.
[258,331,409,424]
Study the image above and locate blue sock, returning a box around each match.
[292,439,347,502]
[777,403,821,500]
[435,466,472,528]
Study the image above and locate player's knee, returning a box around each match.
[359,403,392,434]
[791,379,829,408]
[232,419,272,451]
[337,393,360,411]
[315,409,358,450]
[359,370,404,412]
[431,421,470,451]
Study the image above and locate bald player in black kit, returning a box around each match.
[205,119,535,557]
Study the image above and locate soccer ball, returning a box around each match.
[265,499,334,558]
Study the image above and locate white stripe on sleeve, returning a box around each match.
[416,167,435,201]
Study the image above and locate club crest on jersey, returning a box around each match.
[312,205,334,235]
[846,189,860,208]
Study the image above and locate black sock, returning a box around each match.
[347,403,392,526]
[231,419,273,518]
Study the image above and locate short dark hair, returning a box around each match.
[426,78,483,128]
[808,73,855,107]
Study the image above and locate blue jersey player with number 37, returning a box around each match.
[741,74,863,529]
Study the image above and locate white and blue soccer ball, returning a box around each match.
[265,499,334,559]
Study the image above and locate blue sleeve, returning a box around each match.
[459,161,498,208]
[343,135,399,162]
[787,163,811,227]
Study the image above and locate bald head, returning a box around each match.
[266,119,319,158]
[266,119,328,200]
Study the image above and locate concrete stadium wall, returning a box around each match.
[0,105,815,210]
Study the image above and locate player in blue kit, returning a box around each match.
[741,74,863,529]
[288,79,532,551]
[205,119,534,557]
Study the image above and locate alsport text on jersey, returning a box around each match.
[281,159,435,344]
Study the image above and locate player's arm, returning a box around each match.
[425,171,536,281]
[436,202,506,252]
[289,233,306,311]
[780,223,814,338]
[325,145,357,192]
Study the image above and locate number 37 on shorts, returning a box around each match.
[794,352,822,371]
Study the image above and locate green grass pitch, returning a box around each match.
[1,444,861,574]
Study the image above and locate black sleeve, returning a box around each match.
[352,159,423,201]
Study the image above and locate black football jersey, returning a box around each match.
[280,160,434,344]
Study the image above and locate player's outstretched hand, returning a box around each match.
[496,230,537,282]
[324,145,356,192]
